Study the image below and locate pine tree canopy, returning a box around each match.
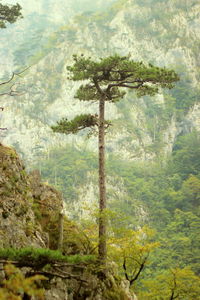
[52,54,179,135]
[51,114,98,134]
[0,3,22,28]
[67,54,179,102]
[51,114,112,135]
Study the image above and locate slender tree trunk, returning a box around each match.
[98,96,107,262]
[58,210,64,251]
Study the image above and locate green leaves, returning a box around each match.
[139,267,200,300]
[0,264,45,300]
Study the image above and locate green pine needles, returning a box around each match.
[0,3,23,28]
[52,114,98,134]
[67,54,179,100]
[0,248,95,266]
[53,54,179,135]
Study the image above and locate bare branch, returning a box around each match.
[0,66,30,98]
[0,82,25,97]
[30,270,87,282]
[0,66,30,87]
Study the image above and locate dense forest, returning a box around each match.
[35,130,200,297]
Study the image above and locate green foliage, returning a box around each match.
[36,144,97,206]
[138,267,200,300]
[166,77,200,116]
[38,130,200,285]
[41,211,91,255]
[169,131,200,179]
[67,54,179,102]
[0,264,45,300]
[103,288,129,300]
[80,207,158,285]
[182,175,200,207]
[37,129,200,265]
[0,3,22,28]
[108,225,158,286]
[51,114,98,134]
[34,129,200,295]
[0,247,95,265]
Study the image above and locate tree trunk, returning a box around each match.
[58,210,64,251]
[98,96,107,262]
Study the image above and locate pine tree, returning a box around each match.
[52,54,179,263]
[0,2,22,28]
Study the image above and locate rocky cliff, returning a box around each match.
[0,143,137,299]
[0,143,48,248]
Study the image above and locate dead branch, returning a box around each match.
[29,270,87,282]
[0,66,30,97]
[0,66,30,87]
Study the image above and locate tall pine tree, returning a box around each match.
[52,54,179,263]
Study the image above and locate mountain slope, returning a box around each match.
[1,0,199,163]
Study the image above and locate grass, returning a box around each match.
[0,247,96,265]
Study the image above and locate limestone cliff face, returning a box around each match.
[0,144,68,300]
[1,0,199,163]
[0,0,114,76]
[1,0,200,219]
[0,143,62,248]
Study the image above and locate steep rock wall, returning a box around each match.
[1,0,200,163]
[0,143,63,248]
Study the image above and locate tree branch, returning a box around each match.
[106,80,144,92]
[0,83,25,97]
[129,258,146,286]
[93,77,104,96]
[31,269,87,282]
[123,257,130,282]
[123,254,149,286]
[0,67,30,87]
[0,67,30,98]
[170,270,179,300]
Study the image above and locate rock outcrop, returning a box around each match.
[0,143,136,299]
[0,144,48,248]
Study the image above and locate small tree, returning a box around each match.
[139,267,200,300]
[52,54,179,263]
